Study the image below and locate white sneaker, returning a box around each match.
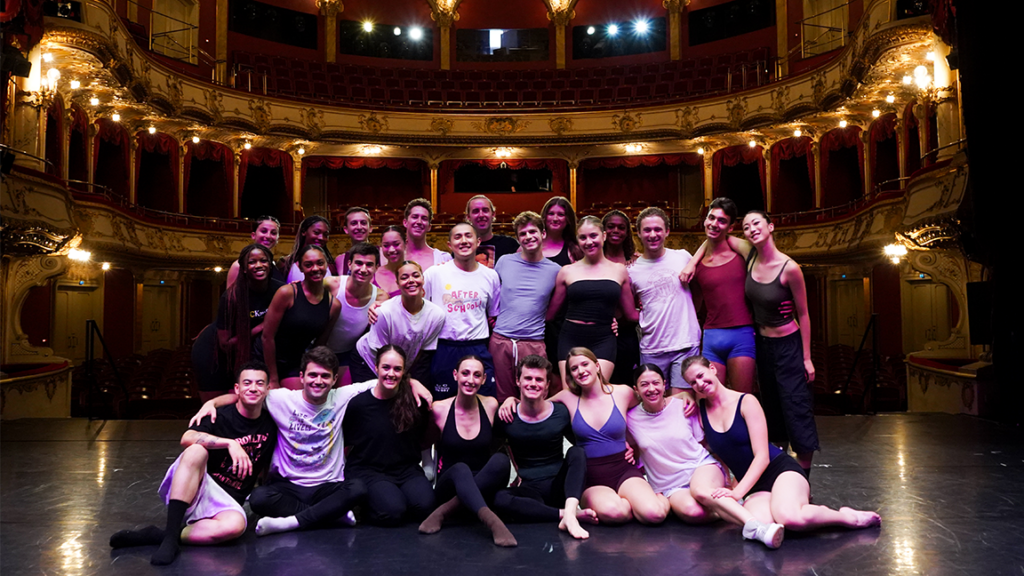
[743,520,784,549]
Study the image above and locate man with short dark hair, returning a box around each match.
[327,242,388,381]
[465,194,518,268]
[403,198,452,271]
[489,211,561,402]
[110,360,277,565]
[335,207,375,275]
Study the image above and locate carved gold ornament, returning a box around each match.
[472,117,530,136]
[248,99,272,133]
[359,112,389,133]
[430,117,454,136]
[548,117,573,135]
[612,112,642,133]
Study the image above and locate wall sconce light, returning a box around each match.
[884,243,908,264]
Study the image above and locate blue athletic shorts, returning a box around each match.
[701,326,756,365]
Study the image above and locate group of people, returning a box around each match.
[111,195,880,565]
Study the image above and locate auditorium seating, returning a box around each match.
[71,346,200,419]
[231,48,771,109]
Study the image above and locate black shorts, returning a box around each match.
[746,452,807,496]
[558,320,617,363]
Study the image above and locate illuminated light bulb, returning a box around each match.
[587,26,595,35]
[748,140,756,147]
[363,145,383,155]
[394,27,401,36]
[697,147,705,155]
[902,75,912,85]
[148,126,156,134]
[839,119,848,128]
[925,51,935,61]
[886,94,896,103]
[635,20,650,34]
[90,97,99,106]
[101,262,111,271]
[914,65,928,78]
[915,74,931,89]
[298,147,305,155]
[214,266,223,273]
[624,143,643,153]
[111,113,121,121]
[70,80,80,89]
[363,21,374,32]
[192,136,200,143]
[608,24,619,36]
[793,129,802,137]
[244,142,252,149]
[872,109,881,118]
[409,27,424,40]
[46,68,61,88]
[68,248,91,261]
[43,53,54,62]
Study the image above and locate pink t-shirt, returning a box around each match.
[627,397,714,494]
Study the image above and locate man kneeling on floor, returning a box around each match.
[110,360,278,565]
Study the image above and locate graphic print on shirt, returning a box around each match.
[441,284,485,314]
[211,431,273,491]
[284,405,340,468]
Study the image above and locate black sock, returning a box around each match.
[151,499,189,565]
[110,525,164,548]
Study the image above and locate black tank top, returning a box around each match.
[744,251,794,328]
[437,398,492,475]
[275,282,332,366]
[565,279,620,325]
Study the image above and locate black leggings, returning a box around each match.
[434,453,511,513]
[356,469,435,526]
[493,446,587,523]
[249,474,367,529]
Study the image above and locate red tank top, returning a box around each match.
[693,253,753,329]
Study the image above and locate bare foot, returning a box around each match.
[841,507,881,528]
[558,516,590,540]
[577,508,600,525]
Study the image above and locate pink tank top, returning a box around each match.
[693,253,754,329]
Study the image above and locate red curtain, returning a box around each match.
[135,131,179,192]
[301,156,424,180]
[184,140,234,204]
[712,145,766,196]
[770,137,815,194]
[869,113,898,174]
[903,100,921,175]
[93,118,130,176]
[438,159,569,196]
[45,99,63,176]
[67,104,89,189]
[238,147,293,212]
[819,126,864,185]
[580,153,702,170]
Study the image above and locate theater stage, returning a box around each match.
[2,413,1022,576]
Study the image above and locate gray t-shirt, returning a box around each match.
[493,253,561,340]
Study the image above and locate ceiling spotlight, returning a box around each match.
[697,147,705,155]
[409,27,423,40]
[607,24,619,36]
[192,136,200,144]
[793,129,802,137]
[872,109,881,118]
[886,94,896,103]
[587,26,595,35]
[90,97,99,106]
[101,262,111,271]
[70,80,80,89]
[243,142,252,150]
[634,20,650,34]
[394,27,401,36]
[363,21,374,32]
[902,75,912,85]
[214,266,223,273]
[748,139,757,148]
[111,113,121,121]
[839,119,848,128]
[43,52,54,62]
[68,248,91,262]
[148,126,156,134]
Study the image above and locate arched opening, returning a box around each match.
[302,157,428,224]
[820,126,863,208]
[437,159,569,220]
[870,113,900,192]
[185,140,234,218]
[94,118,130,199]
[44,99,64,177]
[67,105,89,191]
[770,137,815,214]
[136,131,179,213]
[714,145,765,216]
[578,154,703,226]
[904,101,921,176]
[239,148,293,222]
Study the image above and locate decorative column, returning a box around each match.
[178,141,187,213]
[894,116,906,180]
[87,121,97,193]
[702,151,714,203]
[429,163,439,209]
[62,99,73,181]
[775,0,788,77]
[317,0,344,64]
[931,39,961,161]
[812,140,822,208]
[216,0,229,84]
[545,1,578,69]
[290,151,303,217]
[428,0,462,70]
[568,161,578,207]
[232,153,242,218]
[128,135,138,204]
[861,129,873,197]
[912,102,929,166]
[763,147,773,212]
[663,0,684,61]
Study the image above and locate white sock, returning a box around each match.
[742,519,762,540]
[255,516,301,536]
[341,510,357,526]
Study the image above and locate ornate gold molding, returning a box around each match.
[358,112,389,134]
[612,112,643,133]
[548,117,573,135]
[472,117,530,136]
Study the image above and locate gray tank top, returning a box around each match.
[744,252,794,328]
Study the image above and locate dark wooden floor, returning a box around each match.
[2,413,1023,576]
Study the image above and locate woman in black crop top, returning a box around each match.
[682,355,880,549]
[547,216,640,386]
[261,244,341,390]
[420,356,516,547]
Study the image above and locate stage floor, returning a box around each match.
[2,413,1023,576]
